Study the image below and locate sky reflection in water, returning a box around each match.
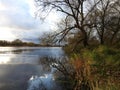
[0,47,64,90]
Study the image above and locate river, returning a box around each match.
[0,47,65,90]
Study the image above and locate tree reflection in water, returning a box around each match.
[27,57,62,90]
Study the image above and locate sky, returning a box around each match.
[0,0,59,43]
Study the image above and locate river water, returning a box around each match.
[0,47,65,90]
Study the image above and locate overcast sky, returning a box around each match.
[0,0,59,43]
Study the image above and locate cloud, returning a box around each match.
[0,0,62,43]
[0,0,54,42]
[0,0,39,29]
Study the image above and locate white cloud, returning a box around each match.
[0,0,60,42]
[0,27,16,41]
[26,0,37,17]
[0,2,7,11]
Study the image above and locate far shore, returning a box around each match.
[0,45,63,47]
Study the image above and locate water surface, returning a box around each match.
[0,47,64,90]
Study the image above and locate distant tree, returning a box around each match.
[12,39,23,46]
[0,40,10,46]
[27,42,36,46]
[0,39,39,46]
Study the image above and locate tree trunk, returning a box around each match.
[83,32,89,47]
[100,36,104,45]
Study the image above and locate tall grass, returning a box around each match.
[56,46,120,90]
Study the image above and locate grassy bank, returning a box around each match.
[52,45,120,90]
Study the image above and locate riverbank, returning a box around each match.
[52,45,120,90]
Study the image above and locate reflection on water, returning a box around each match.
[0,54,40,64]
[0,47,64,64]
[0,64,42,90]
[27,67,61,90]
[0,55,11,64]
[0,47,65,90]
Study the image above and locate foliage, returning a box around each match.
[41,46,119,90]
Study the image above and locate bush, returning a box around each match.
[60,45,120,90]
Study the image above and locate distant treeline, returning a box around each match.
[0,39,62,47]
[0,39,39,46]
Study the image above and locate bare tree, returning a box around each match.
[92,0,120,45]
[35,0,120,47]
[92,0,112,45]
[106,0,120,45]
[39,32,55,46]
[35,0,101,47]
